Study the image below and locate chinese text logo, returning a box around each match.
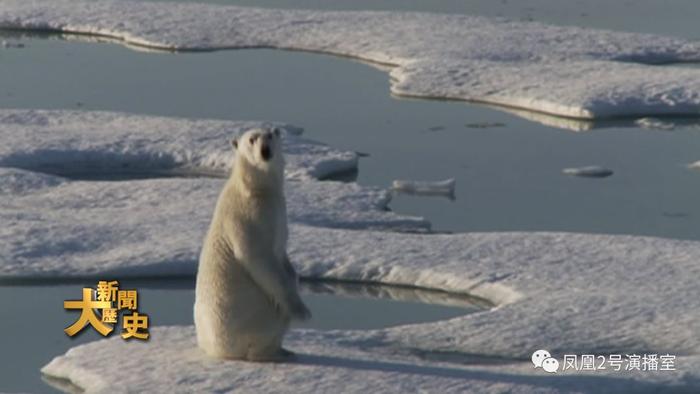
[532,349,676,374]
[64,280,149,340]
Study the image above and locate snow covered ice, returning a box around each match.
[41,325,700,394]
[0,110,427,278]
[0,110,355,181]
[0,110,698,392]
[2,0,700,120]
[38,226,700,392]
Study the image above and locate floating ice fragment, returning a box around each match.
[1,40,25,48]
[562,166,614,178]
[635,117,676,131]
[391,178,456,199]
[464,122,506,129]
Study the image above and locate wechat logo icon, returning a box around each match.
[532,349,559,373]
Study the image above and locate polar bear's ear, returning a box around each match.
[231,138,238,150]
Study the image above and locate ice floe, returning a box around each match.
[635,117,677,131]
[0,110,354,181]
[0,39,24,48]
[391,178,456,199]
[2,0,700,120]
[0,168,425,278]
[464,122,506,129]
[562,166,614,178]
[0,110,429,278]
[42,325,700,394]
[41,226,700,392]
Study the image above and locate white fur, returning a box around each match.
[194,127,310,362]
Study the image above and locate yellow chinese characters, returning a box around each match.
[64,280,149,340]
[63,288,113,336]
[102,308,118,324]
[122,312,149,339]
[96,280,119,302]
[118,289,138,310]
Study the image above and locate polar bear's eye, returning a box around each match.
[249,136,258,144]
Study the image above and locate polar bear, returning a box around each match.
[194,127,311,362]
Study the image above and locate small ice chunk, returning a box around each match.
[562,166,614,178]
[464,122,505,129]
[427,126,446,132]
[392,178,456,199]
[1,40,25,48]
[635,117,676,131]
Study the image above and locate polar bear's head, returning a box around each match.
[232,127,284,174]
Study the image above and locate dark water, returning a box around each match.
[0,279,486,393]
[1,31,700,239]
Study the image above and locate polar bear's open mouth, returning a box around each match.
[261,145,272,161]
